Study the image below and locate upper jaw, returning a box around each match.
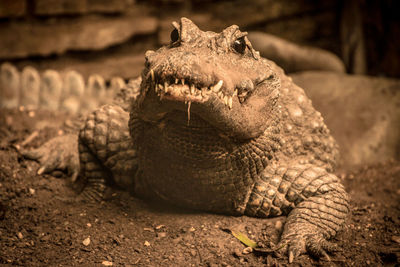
[145,68,237,109]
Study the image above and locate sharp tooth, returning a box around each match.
[165,85,169,93]
[213,80,223,92]
[233,89,238,96]
[218,91,223,98]
[164,81,168,89]
[224,95,228,106]
[150,69,154,81]
[181,79,185,85]
[175,78,179,84]
[158,84,163,90]
[201,89,207,97]
[228,97,233,109]
[190,84,195,94]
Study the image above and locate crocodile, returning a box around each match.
[22,18,349,262]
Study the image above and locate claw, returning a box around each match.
[321,250,331,262]
[288,250,294,263]
[37,166,46,175]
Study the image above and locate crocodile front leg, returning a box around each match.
[21,104,138,201]
[78,104,138,201]
[244,163,349,262]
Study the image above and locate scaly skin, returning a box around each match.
[23,18,349,262]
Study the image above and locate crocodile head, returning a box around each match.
[137,17,281,139]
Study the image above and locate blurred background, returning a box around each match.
[0,0,399,80]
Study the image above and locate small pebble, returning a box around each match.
[242,247,253,255]
[155,224,165,230]
[82,237,91,246]
[17,232,23,239]
[86,223,92,228]
[28,111,35,117]
[29,188,35,195]
[189,227,196,232]
[274,220,283,231]
[190,249,196,256]
[102,261,113,266]
[144,240,150,247]
[157,232,167,238]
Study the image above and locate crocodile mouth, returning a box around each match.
[146,69,236,109]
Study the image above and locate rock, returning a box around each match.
[82,236,91,246]
[61,70,85,114]
[291,71,400,166]
[144,240,150,247]
[17,232,23,239]
[190,249,196,257]
[101,261,113,266]
[274,220,283,231]
[157,232,167,238]
[39,70,63,110]
[242,247,253,255]
[0,14,157,59]
[248,32,345,73]
[0,63,20,109]
[20,66,40,110]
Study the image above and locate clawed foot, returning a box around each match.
[18,134,80,182]
[275,231,340,263]
[19,134,111,203]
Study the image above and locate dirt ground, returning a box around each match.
[0,108,399,266]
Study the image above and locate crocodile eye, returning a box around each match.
[170,28,180,43]
[233,37,246,54]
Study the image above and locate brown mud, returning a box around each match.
[0,109,399,266]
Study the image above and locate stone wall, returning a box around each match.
[0,0,343,80]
